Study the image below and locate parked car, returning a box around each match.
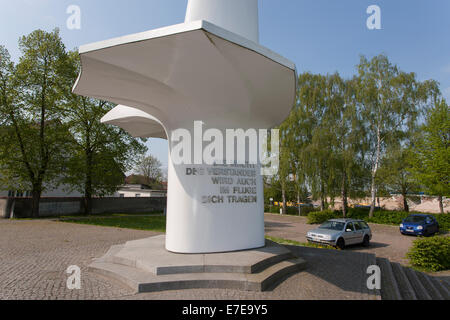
[400,214,439,236]
[306,218,372,249]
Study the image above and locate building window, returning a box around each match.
[135,194,141,198]
[119,194,125,198]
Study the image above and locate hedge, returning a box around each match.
[306,207,449,231]
[407,236,450,272]
[307,210,340,224]
[264,205,317,216]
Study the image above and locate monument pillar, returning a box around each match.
[165,126,265,253]
[73,0,297,254]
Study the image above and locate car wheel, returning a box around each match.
[362,235,370,247]
[336,238,345,250]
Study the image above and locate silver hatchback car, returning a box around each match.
[306,218,372,249]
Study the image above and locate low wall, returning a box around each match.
[0,197,166,218]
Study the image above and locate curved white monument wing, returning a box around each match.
[73,20,297,130]
[101,105,167,139]
[73,0,297,254]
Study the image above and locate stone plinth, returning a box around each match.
[89,235,306,292]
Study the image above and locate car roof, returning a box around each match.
[328,218,364,223]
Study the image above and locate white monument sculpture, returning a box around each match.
[73,0,297,254]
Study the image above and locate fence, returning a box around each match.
[0,197,166,218]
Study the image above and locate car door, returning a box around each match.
[353,221,365,244]
[425,216,435,234]
[343,222,356,245]
[429,216,438,233]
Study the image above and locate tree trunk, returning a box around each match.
[84,150,93,215]
[402,189,409,212]
[438,195,444,214]
[84,189,92,216]
[281,186,287,215]
[297,191,301,216]
[320,180,326,211]
[369,128,382,218]
[341,174,348,218]
[31,188,41,218]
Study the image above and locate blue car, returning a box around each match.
[400,214,440,236]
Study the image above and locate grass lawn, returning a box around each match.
[61,214,166,232]
[60,214,333,250]
[266,236,336,250]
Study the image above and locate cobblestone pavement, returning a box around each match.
[0,218,376,300]
[264,213,419,265]
[122,245,375,300]
[0,219,158,300]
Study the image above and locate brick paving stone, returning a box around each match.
[0,216,400,300]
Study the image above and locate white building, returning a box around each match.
[114,184,167,198]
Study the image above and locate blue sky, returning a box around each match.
[1,0,449,170]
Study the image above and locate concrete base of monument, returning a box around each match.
[88,235,307,293]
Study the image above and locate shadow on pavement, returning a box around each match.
[274,244,377,296]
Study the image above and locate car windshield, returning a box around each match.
[404,216,426,223]
[319,221,345,231]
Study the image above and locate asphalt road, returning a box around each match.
[264,213,419,266]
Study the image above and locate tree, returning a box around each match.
[355,54,438,217]
[0,30,72,217]
[409,99,449,213]
[135,155,163,187]
[62,51,147,215]
[288,73,366,217]
[292,73,331,211]
[322,75,367,217]
[377,147,418,211]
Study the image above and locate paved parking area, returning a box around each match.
[264,213,420,265]
[0,219,157,300]
[0,218,376,300]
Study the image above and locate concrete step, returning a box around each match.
[391,262,417,300]
[415,271,444,300]
[376,258,402,300]
[109,249,295,275]
[403,267,431,300]
[259,257,307,291]
[429,276,450,300]
[442,279,450,292]
[89,257,307,293]
[96,236,295,276]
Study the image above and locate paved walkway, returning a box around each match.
[264,213,417,265]
[0,219,157,300]
[0,218,376,300]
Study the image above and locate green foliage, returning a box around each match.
[0,29,74,217]
[60,51,147,206]
[264,204,317,216]
[307,210,340,224]
[407,236,450,272]
[274,55,441,218]
[306,207,449,231]
[355,54,439,215]
[409,99,449,212]
[1,30,148,217]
